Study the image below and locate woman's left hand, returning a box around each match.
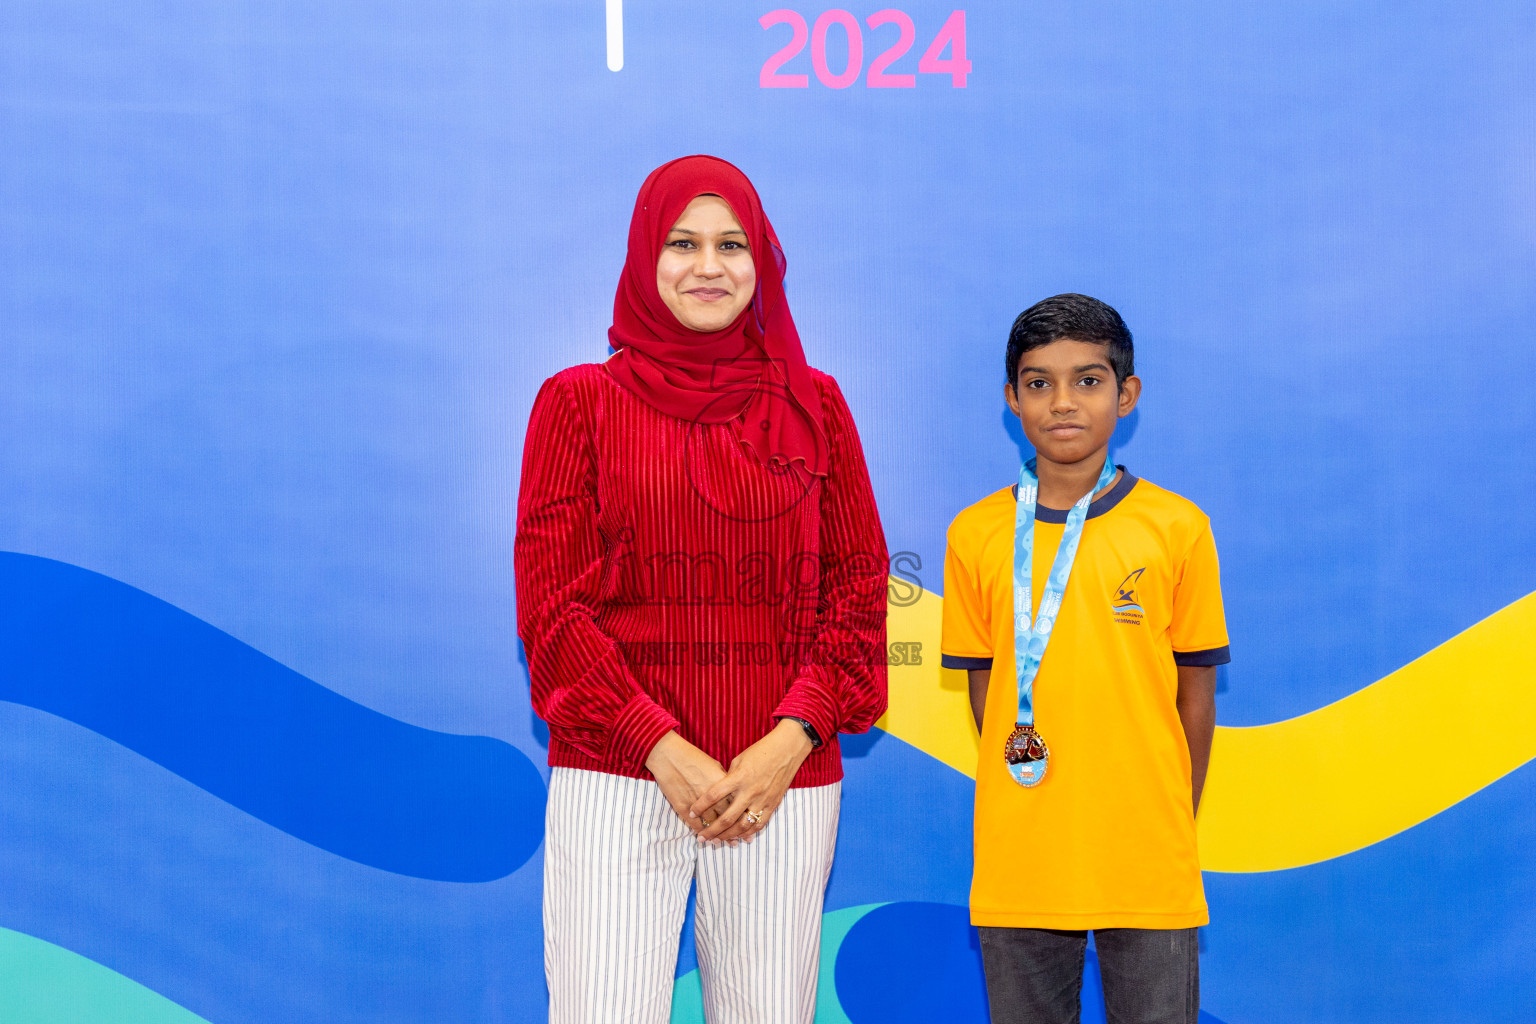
[688,719,815,843]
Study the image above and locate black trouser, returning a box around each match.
[979,926,1199,1024]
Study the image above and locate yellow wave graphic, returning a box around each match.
[877,585,1536,873]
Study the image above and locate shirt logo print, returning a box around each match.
[1112,568,1146,625]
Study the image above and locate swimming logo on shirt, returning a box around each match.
[1112,568,1146,625]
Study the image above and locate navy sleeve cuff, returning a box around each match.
[941,654,994,670]
[1173,645,1231,667]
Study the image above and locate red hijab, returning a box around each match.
[606,155,828,479]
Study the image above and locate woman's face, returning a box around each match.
[656,194,758,333]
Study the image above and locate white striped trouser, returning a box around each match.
[544,767,841,1024]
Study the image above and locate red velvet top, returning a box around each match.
[515,362,888,787]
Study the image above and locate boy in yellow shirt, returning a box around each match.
[942,294,1229,1024]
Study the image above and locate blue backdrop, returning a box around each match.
[2,1,1534,1021]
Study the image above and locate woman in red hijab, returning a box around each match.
[516,155,888,1022]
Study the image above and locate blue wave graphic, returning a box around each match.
[0,552,545,882]
[834,901,1229,1024]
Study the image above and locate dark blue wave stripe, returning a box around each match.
[834,901,1230,1024]
[0,552,545,882]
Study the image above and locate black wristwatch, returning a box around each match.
[777,716,823,748]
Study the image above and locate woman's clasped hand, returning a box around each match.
[698,719,815,843]
[645,719,815,844]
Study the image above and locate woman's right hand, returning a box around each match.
[645,731,732,832]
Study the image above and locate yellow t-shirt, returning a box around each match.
[942,470,1230,929]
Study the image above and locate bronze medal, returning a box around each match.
[1004,724,1049,788]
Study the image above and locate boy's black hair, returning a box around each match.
[1006,293,1134,389]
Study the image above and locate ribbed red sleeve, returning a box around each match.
[513,363,889,787]
[771,377,889,744]
[514,375,680,773]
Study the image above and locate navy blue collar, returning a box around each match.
[1012,466,1138,522]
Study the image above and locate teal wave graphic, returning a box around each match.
[669,904,883,1024]
[0,552,545,881]
[0,925,211,1024]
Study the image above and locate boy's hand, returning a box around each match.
[645,731,732,831]
[687,719,814,843]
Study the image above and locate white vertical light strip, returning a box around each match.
[605,0,623,71]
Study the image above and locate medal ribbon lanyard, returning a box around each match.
[1012,455,1118,729]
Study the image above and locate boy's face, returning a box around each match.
[1005,338,1141,469]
